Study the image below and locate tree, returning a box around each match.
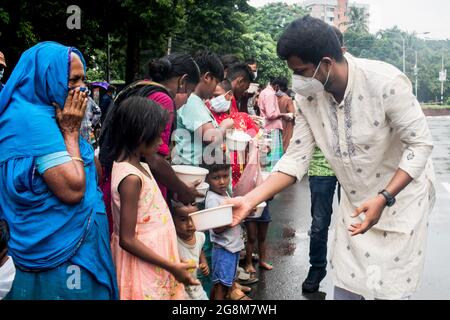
[246,2,306,41]
[241,32,291,85]
[344,26,450,103]
[0,0,195,83]
[344,7,369,34]
[170,0,253,57]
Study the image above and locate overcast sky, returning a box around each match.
[248,0,450,40]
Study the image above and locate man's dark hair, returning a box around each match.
[272,77,289,92]
[221,54,240,70]
[277,15,344,65]
[194,51,224,81]
[226,62,254,83]
[0,219,10,253]
[332,26,344,47]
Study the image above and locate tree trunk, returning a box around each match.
[125,23,140,84]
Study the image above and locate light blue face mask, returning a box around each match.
[210,94,231,113]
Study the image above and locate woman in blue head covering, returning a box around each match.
[0,41,118,300]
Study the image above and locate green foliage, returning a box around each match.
[2,0,447,104]
[245,2,306,41]
[241,32,291,85]
[345,27,450,103]
[171,0,253,56]
[344,7,370,34]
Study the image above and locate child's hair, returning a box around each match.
[218,79,232,92]
[111,96,169,161]
[200,152,231,175]
[171,201,198,215]
[170,199,186,212]
[194,51,224,81]
[0,219,10,253]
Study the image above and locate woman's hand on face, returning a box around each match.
[224,196,254,227]
[349,195,387,236]
[53,88,88,136]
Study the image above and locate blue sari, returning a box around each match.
[0,42,118,299]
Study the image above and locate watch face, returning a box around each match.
[387,197,396,207]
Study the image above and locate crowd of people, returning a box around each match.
[0,16,436,301]
[0,37,296,300]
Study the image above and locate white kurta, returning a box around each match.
[274,53,436,299]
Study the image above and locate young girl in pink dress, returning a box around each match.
[108,96,199,300]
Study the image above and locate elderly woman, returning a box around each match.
[228,16,436,300]
[0,42,118,300]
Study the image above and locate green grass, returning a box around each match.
[421,104,450,109]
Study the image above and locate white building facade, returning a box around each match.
[302,0,370,31]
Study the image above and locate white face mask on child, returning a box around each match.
[0,257,16,299]
[210,95,231,113]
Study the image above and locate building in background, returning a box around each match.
[302,0,370,32]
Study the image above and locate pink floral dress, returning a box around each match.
[110,161,185,300]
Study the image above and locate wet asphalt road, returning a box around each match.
[246,116,450,300]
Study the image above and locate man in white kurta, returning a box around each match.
[273,52,436,299]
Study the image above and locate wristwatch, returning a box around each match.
[378,190,396,207]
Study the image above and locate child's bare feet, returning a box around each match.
[245,264,256,274]
[259,261,273,271]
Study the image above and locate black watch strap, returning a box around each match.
[379,190,396,207]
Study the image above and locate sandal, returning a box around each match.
[237,272,259,285]
[237,267,250,281]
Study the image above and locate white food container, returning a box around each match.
[195,182,209,203]
[189,204,234,231]
[247,202,267,219]
[172,165,209,185]
[247,83,260,94]
[226,131,252,152]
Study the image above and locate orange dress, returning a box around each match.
[110,161,185,300]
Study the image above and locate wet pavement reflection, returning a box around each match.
[246,117,450,300]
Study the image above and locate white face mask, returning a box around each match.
[292,61,331,97]
[0,69,4,81]
[210,94,231,113]
[253,71,258,80]
[275,90,284,97]
[0,256,16,300]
